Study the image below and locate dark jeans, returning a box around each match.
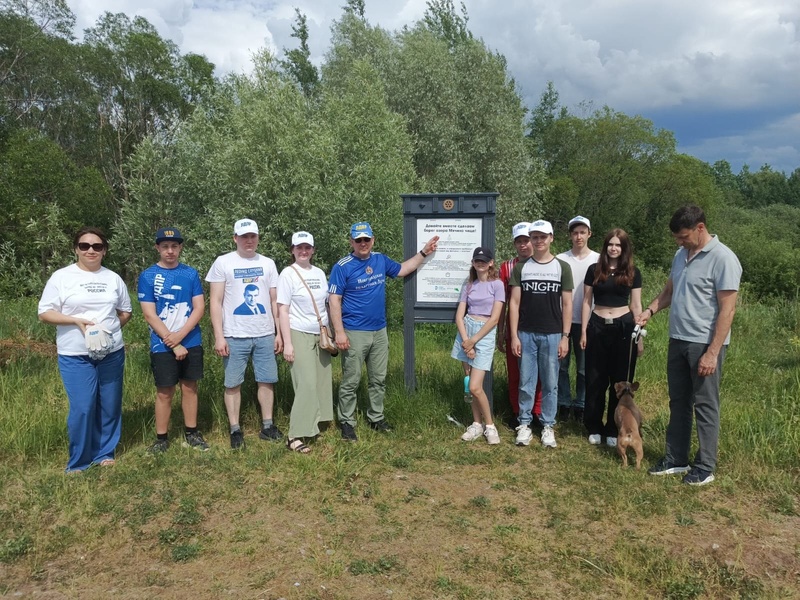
[583,312,637,437]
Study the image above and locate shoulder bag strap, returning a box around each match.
[290,264,324,327]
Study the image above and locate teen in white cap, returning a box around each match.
[497,222,543,430]
[508,220,573,449]
[555,216,599,423]
[205,218,283,449]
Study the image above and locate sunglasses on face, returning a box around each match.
[354,238,372,244]
[77,243,105,252]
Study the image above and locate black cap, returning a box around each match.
[472,247,493,262]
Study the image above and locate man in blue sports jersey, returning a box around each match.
[329,222,439,441]
[138,228,209,453]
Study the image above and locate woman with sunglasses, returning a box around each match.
[579,228,643,448]
[38,227,132,473]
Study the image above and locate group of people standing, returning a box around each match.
[450,206,741,486]
[38,219,437,472]
[38,205,740,487]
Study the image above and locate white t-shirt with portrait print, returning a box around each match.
[38,263,132,356]
[205,251,278,338]
[276,263,329,334]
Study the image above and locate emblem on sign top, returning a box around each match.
[443,199,455,210]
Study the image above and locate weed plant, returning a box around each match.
[0,289,798,599]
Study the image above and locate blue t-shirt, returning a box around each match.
[328,252,401,331]
[137,263,204,353]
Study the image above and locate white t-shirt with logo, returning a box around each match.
[38,264,132,356]
[205,251,278,338]
[276,264,329,334]
[557,249,600,323]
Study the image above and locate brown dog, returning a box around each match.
[614,381,644,469]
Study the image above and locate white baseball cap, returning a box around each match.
[529,220,553,235]
[291,231,314,246]
[234,219,259,236]
[512,222,530,240]
[568,215,591,230]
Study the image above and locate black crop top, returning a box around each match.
[584,264,642,307]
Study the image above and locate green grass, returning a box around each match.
[0,285,798,598]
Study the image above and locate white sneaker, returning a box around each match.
[588,434,602,445]
[461,422,484,442]
[541,426,557,448]
[515,425,533,446]
[484,425,500,445]
[606,437,617,448]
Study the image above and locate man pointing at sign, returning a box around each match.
[328,222,439,441]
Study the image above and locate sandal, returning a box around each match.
[99,459,116,467]
[287,438,311,454]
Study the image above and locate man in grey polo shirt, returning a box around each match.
[637,205,741,486]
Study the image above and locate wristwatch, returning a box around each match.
[562,332,570,338]
[419,249,429,258]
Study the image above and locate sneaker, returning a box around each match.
[259,424,284,441]
[484,425,501,445]
[230,430,245,450]
[557,406,571,421]
[461,422,484,442]
[648,457,691,476]
[541,426,557,448]
[515,425,533,446]
[572,408,584,423]
[683,467,716,486]
[183,431,210,451]
[588,434,602,445]
[147,438,170,454]
[606,437,617,448]
[340,422,358,442]
[368,420,393,433]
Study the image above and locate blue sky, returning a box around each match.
[67,0,800,175]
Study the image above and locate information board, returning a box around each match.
[415,218,482,303]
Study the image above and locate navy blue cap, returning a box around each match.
[155,228,184,244]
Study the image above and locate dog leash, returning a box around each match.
[627,324,647,382]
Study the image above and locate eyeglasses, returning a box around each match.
[77,243,105,252]
[354,238,372,244]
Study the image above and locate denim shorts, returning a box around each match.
[451,315,497,372]
[223,335,278,388]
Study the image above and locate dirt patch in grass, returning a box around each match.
[2,435,798,599]
[0,337,57,363]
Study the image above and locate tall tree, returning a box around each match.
[281,9,319,99]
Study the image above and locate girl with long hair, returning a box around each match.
[451,247,505,444]
[580,228,643,447]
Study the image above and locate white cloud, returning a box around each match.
[63,0,800,172]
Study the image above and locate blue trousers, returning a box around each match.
[518,331,560,427]
[58,348,125,472]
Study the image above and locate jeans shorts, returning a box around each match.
[451,315,497,372]
[151,345,204,387]
[223,335,278,388]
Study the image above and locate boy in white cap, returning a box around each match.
[556,216,599,422]
[206,219,284,449]
[497,222,542,429]
[508,220,573,448]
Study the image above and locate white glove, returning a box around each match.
[85,324,113,360]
